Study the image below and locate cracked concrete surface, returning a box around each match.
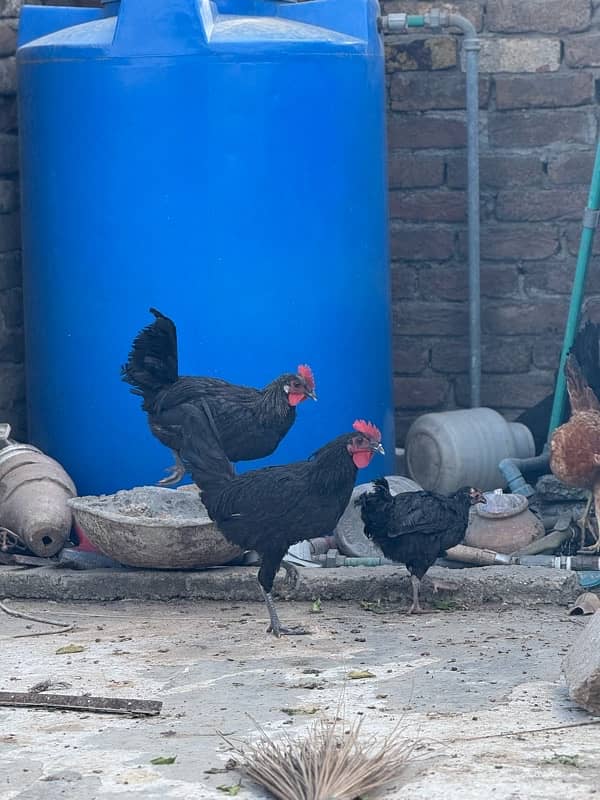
[1,600,598,799]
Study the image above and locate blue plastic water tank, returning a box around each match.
[17,0,394,495]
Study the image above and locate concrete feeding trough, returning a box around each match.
[67,486,242,569]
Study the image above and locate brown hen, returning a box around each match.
[549,353,600,551]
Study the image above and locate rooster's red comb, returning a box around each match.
[297,364,315,391]
[353,419,382,442]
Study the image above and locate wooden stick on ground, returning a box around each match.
[0,691,162,716]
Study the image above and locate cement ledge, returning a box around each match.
[0,564,579,607]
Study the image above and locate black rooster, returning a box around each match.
[356,479,486,614]
[122,308,316,485]
[181,410,384,636]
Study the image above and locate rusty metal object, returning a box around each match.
[0,424,76,557]
[68,486,242,569]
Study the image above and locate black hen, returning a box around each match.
[356,478,486,613]
[122,308,316,485]
[181,410,384,636]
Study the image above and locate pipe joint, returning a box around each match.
[379,13,408,32]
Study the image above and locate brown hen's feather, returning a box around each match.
[565,354,600,413]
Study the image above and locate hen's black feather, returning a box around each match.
[121,308,307,467]
[180,408,360,593]
[356,478,474,581]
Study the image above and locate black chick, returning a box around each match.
[180,408,384,636]
[356,478,486,613]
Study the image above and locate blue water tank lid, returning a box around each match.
[19,8,365,61]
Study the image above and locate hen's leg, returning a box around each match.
[582,474,600,552]
[157,452,186,486]
[578,492,594,549]
[258,554,308,637]
[280,559,299,589]
[408,574,429,614]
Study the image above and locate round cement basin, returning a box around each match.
[67,486,242,569]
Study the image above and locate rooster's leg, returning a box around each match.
[280,560,299,589]
[408,575,429,614]
[157,452,186,486]
[258,556,308,637]
[578,492,594,549]
[582,473,600,553]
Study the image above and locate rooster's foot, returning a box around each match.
[581,538,600,554]
[261,587,309,638]
[157,464,186,486]
[266,623,310,637]
[408,604,430,615]
[280,560,299,589]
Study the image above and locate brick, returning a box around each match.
[533,337,562,369]
[495,73,594,111]
[418,264,520,302]
[466,224,560,261]
[385,36,456,71]
[0,250,19,289]
[432,337,531,374]
[487,0,591,34]
[476,38,560,74]
[0,326,23,361]
[548,152,595,185]
[0,20,15,57]
[0,362,24,406]
[390,73,490,111]
[394,375,449,410]
[394,411,418,447]
[392,337,430,374]
[393,302,468,336]
[0,178,17,212]
[456,372,555,408]
[566,223,600,255]
[496,189,588,222]
[0,1,20,17]
[524,258,600,295]
[0,133,17,173]
[390,264,419,299]
[0,285,20,327]
[390,224,455,261]
[390,190,466,223]
[0,211,18,251]
[388,114,466,149]
[483,301,568,336]
[489,110,596,148]
[382,0,483,29]
[0,56,15,94]
[565,34,600,68]
[0,96,16,133]
[388,154,444,189]
[447,155,545,189]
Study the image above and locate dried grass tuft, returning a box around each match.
[223,714,419,800]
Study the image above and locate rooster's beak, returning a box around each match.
[373,442,385,455]
[306,390,317,401]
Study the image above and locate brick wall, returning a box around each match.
[0,1,598,446]
[384,0,600,445]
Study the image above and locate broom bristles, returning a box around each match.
[224,714,418,800]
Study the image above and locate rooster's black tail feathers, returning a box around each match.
[121,308,179,401]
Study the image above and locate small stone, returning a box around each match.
[535,474,588,503]
[562,610,600,714]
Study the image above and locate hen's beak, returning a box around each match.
[373,442,385,455]
[306,389,317,401]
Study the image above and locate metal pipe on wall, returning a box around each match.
[380,10,481,406]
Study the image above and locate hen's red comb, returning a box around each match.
[297,364,315,391]
[353,419,382,442]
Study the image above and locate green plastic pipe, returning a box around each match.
[548,138,600,438]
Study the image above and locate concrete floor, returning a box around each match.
[1,599,598,799]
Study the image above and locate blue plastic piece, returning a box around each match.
[17,0,394,495]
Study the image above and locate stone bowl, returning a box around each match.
[67,486,242,569]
